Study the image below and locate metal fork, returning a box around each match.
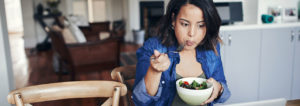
[151,44,185,60]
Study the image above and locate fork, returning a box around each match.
[151,44,185,60]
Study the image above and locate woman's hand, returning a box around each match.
[144,50,170,96]
[201,78,223,105]
[150,50,171,72]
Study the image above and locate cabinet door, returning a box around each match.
[259,28,294,100]
[292,27,300,99]
[223,29,261,104]
[219,31,226,69]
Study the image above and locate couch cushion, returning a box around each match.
[69,23,87,43]
[62,27,77,44]
[52,25,77,44]
[99,32,110,40]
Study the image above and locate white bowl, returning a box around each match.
[176,77,213,105]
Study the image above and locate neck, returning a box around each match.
[180,49,196,57]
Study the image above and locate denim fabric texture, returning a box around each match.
[132,37,231,106]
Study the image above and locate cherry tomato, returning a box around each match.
[184,81,189,85]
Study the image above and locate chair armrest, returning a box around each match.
[111,65,136,83]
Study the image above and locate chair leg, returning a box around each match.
[101,97,112,106]
[122,96,129,106]
[13,93,24,106]
[112,87,121,106]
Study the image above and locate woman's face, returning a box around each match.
[173,4,206,51]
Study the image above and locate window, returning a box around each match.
[72,0,106,23]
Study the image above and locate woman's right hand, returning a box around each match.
[150,50,171,72]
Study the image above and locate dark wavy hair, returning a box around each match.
[151,0,222,54]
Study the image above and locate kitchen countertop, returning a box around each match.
[220,21,300,31]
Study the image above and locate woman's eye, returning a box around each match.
[181,23,189,27]
[198,24,205,28]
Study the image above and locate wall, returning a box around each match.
[242,0,258,24]
[111,0,124,21]
[21,0,69,48]
[21,0,125,48]
[257,0,298,24]
[91,0,107,22]
[124,0,165,42]
[214,0,298,25]
[0,0,15,105]
[126,0,140,42]
[21,0,37,48]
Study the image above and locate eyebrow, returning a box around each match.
[179,18,205,23]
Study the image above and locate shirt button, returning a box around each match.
[162,81,165,84]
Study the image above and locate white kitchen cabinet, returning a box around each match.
[259,27,294,100]
[220,29,261,104]
[292,27,300,99]
[219,31,226,69]
[217,25,300,105]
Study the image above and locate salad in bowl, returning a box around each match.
[176,77,213,105]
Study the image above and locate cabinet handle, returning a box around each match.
[298,31,300,42]
[228,34,232,46]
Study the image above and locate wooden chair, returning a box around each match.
[7,81,127,106]
[111,65,136,106]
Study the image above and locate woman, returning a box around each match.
[132,0,230,105]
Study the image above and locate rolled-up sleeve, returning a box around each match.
[133,78,163,105]
[214,81,231,103]
[132,37,164,105]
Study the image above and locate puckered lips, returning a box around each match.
[186,40,195,46]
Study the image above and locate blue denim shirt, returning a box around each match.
[132,37,231,106]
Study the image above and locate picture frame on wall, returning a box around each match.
[268,6,282,23]
[282,7,298,22]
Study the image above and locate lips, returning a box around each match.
[186,40,194,46]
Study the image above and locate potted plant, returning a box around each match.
[46,0,61,15]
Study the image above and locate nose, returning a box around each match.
[188,26,195,37]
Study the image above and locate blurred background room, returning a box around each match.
[0,0,300,106]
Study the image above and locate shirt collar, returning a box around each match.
[196,48,206,63]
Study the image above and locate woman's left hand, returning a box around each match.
[201,78,223,105]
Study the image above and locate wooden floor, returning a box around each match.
[26,43,139,106]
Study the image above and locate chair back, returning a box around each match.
[7,81,127,106]
[111,65,136,106]
[90,21,110,32]
[111,65,136,84]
